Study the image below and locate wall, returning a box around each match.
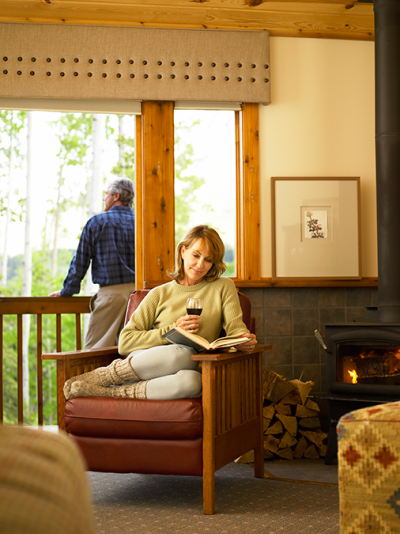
[259,36,376,278]
[252,37,377,398]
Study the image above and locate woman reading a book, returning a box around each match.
[64,225,257,401]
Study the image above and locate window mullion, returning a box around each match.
[239,103,261,283]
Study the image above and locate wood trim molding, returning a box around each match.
[144,278,378,289]
[139,101,175,287]
[240,103,261,282]
[135,114,144,290]
[235,277,379,288]
[235,110,243,280]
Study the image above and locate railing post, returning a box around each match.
[17,314,23,424]
[37,314,43,426]
[0,314,3,423]
[0,296,90,428]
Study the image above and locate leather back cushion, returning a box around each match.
[124,289,255,334]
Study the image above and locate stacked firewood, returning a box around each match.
[237,371,327,463]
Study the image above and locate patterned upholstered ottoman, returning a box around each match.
[337,401,400,533]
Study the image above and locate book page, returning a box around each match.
[210,337,250,349]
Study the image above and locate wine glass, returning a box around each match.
[187,298,202,316]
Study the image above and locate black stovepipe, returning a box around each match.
[375,0,400,322]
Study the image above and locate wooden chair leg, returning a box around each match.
[202,361,216,515]
[56,361,68,431]
[203,466,215,515]
[254,352,265,478]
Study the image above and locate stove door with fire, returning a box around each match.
[327,328,400,397]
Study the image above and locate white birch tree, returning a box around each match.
[50,113,92,278]
[0,110,26,283]
[22,111,33,412]
[118,115,125,176]
[110,115,135,182]
[84,114,106,336]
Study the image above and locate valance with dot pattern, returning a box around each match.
[0,23,270,105]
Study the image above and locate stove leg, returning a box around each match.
[324,423,338,465]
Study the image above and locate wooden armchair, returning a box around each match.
[42,290,271,515]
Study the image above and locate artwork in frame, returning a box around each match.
[301,207,331,241]
[271,177,361,280]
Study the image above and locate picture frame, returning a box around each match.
[271,177,361,280]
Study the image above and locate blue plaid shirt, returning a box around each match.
[61,206,135,296]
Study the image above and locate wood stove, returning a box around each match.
[318,323,400,464]
[326,325,400,398]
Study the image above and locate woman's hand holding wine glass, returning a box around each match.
[176,298,202,333]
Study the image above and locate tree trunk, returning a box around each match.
[22,111,33,413]
[84,114,106,336]
[89,114,106,218]
[118,115,125,176]
[51,165,64,278]
[1,114,14,284]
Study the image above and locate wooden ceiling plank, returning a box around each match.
[0,0,374,16]
[20,0,373,15]
[3,0,369,6]
[0,1,374,41]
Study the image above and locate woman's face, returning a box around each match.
[180,239,214,286]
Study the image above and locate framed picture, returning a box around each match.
[271,177,361,280]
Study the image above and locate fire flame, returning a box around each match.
[348,369,358,384]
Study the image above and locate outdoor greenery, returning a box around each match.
[0,110,232,425]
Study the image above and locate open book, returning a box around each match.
[162,326,250,352]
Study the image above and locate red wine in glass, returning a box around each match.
[187,298,202,316]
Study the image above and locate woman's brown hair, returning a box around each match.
[168,225,227,282]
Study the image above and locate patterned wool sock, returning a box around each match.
[63,356,139,399]
[68,379,148,400]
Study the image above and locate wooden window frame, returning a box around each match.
[135,101,261,289]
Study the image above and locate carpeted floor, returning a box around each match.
[88,462,339,533]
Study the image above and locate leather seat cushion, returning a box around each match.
[65,397,203,440]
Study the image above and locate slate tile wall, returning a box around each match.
[240,286,378,396]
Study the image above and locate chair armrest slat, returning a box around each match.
[42,346,119,361]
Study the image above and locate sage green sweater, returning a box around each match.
[118,277,249,355]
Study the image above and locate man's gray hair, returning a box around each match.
[107,178,135,207]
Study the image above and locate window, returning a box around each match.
[0,110,135,275]
[174,109,237,276]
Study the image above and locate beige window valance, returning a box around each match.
[0,23,270,105]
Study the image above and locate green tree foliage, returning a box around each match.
[109,115,135,182]
[0,110,26,281]
[1,248,80,424]
[0,109,26,199]
[174,119,206,244]
[50,113,93,218]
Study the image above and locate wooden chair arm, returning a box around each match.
[42,346,119,361]
[192,344,271,362]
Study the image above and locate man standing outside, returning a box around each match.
[49,178,136,349]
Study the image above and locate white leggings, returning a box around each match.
[128,344,202,400]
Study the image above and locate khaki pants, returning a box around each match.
[84,282,136,349]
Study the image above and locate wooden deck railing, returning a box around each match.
[0,296,91,426]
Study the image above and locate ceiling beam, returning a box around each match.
[0,0,374,41]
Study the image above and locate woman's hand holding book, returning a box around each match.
[232,332,257,352]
